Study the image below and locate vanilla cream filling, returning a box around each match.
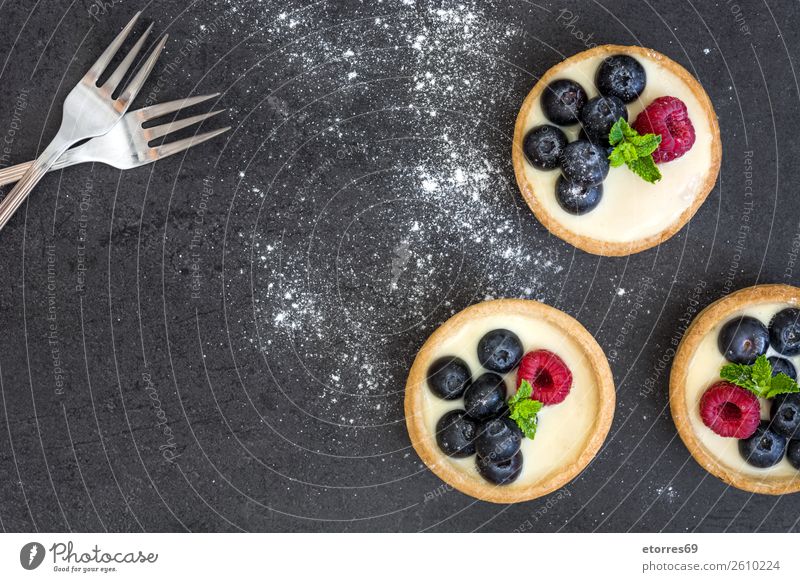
[420,313,600,489]
[684,303,800,478]
[522,54,714,244]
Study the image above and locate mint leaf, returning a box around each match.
[618,118,639,139]
[720,362,754,390]
[751,355,773,389]
[510,400,543,438]
[629,133,661,157]
[508,380,543,440]
[720,354,800,398]
[765,373,800,399]
[607,118,663,184]
[509,379,532,405]
[608,147,626,168]
[609,142,637,167]
[608,121,624,146]
[627,156,662,183]
[619,142,638,164]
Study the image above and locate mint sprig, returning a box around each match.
[608,118,662,184]
[508,380,543,439]
[720,354,800,399]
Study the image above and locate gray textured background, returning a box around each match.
[0,0,796,532]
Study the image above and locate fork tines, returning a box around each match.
[86,12,168,107]
[141,93,231,156]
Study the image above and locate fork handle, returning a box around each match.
[0,135,72,231]
[0,163,31,186]
[0,154,76,187]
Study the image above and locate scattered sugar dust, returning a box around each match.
[655,485,679,502]
[226,0,567,431]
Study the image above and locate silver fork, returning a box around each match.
[0,94,230,186]
[0,12,166,231]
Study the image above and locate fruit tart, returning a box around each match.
[405,299,615,503]
[512,45,721,256]
[671,285,800,494]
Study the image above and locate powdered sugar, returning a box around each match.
[237,0,565,429]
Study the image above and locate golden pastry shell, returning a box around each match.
[405,298,615,503]
[670,284,800,495]
[512,44,722,256]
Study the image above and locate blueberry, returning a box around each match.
[427,357,471,400]
[738,422,786,468]
[769,308,800,356]
[769,356,797,380]
[717,316,769,365]
[771,393,800,439]
[578,95,627,147]
[560,140,610,186]
[476,450,523,485]
[522,125,568,170]
[579,128,613,158]
[787,439,800,470]
[464,373,508,421]
[596,55,647,103]
[477,329,523,373]
[475,417,522,462]
[435,410,477,458]
[556,175,603,215]
[540,79,588,126]
[492,403,511,419]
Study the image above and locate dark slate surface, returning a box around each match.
[0,0,797,532]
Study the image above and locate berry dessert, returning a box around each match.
[671,285,800,494]
[513,45,721,256]
[405,299,615,503]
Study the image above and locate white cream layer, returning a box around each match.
[684,303,800,478]
[522,53,715,243]
[421,313,600,489]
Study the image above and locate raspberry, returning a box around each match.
[699,381,760,439]
[516,350,572,405]
[632,96,696,163]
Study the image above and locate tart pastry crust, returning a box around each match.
[405,299,615,503]
[512,44,722,256]
[670,284,800,494]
